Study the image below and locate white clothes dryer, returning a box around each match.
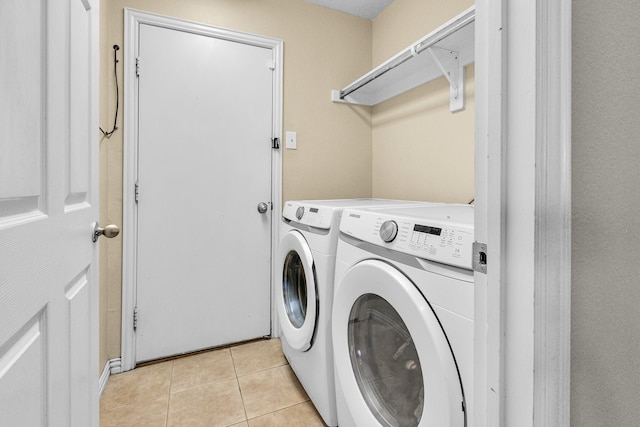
[332,204,474,427]
[277,199,440,426]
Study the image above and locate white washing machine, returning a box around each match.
[277,199,441,426]
[332,204,474,427]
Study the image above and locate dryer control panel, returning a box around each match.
[283,202,335,230]
[340,205,474,270]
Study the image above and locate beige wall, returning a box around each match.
[371,0,475,203]
[571,1,640,425]
[98,0,373,368]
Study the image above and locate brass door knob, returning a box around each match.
[93,223,120,242]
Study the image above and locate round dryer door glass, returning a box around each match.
[348,294,424,427]
[282,250,308,328]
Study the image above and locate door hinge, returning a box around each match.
[135,57,141,77]
[472,241,487,274]
[271,137,280,149]
[134,182,140,203]
[267,60,276,70]
[133,306,139,330]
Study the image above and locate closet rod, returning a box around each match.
[413,8,474,55]
[338,6,475,101]
[339,50,414,99]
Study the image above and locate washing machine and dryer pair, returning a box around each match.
[276,199,439,426]
[332,204,475,427]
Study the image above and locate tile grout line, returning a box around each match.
[244,400,315,424]
[165,360,174,427]
[229,347,250,424]
[235,360,289,379]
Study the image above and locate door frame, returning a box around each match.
[474,0,571,426]
[120,8,283,371]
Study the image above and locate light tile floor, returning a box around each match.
[100,338,328,427]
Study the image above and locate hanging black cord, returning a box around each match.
[100,45,120,138]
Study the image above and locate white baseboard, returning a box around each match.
[98,358,123,397]
[109,358,122,375]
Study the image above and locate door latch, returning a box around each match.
[472,241,487,274]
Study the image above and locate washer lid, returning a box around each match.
[333,260,466,426]
[277,230,318,351]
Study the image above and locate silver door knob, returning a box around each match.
[257,202,269,214]
[93,223,120,242]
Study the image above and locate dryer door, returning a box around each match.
[333,260,465,427]
[277,230,318,351]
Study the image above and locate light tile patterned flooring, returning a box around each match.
[100,338,328,427]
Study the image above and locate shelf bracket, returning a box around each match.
[426,47,465,112]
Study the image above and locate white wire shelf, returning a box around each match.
[332,6,475,112]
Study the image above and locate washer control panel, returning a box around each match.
[340,205,474,270]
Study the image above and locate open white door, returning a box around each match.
[0,0,100,425]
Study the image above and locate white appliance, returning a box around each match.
[332,204,474,427]
[277,199,441,426]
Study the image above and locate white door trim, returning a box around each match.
[474,0,571,426]
[531,2,572,425]
[121,8,283,371]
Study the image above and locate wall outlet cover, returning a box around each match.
[286,131,297,149]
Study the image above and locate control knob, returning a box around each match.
[379,220,398,243]
[296,206,305,220]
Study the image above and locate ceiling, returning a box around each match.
[304,0,395,19]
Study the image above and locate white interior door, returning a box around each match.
[0,0,99,425]
[133,21,274,362]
